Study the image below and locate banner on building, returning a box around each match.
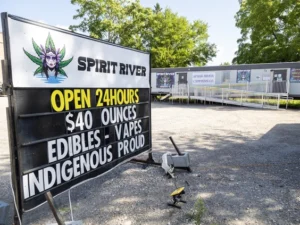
[237,70,251,83]
[290,68,300,83]
[192,72,216,85]
[156,73,175,88]
[262,74,271,81]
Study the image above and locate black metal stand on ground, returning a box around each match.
[169,136,183,155]
[130,152,161,167]
[168,136,192,172]
[13,208,21,225]
[45,192,65,225]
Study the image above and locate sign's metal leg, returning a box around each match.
[130,151,160,167]
[45,192,65,225]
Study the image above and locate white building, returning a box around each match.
[151,62,300,98]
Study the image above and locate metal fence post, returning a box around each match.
[172,85,174,105]
[188,85,190,105]
[204,86,206,104]
[222,88,224,105]
[241,90,243,106]
[286,93,289,109]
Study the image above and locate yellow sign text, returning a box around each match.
[51,89,91,112]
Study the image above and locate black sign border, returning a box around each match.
[1,12,152,214]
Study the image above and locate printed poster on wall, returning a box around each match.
[2,13,151,211]
[156,73,175,88]
[237,70,251,83]
[262,73,271,81]
[290,68,300,83]
[192,72,216,85]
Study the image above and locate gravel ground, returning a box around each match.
[0,97,300,225]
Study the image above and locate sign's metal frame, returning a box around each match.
[1,12,23,224]
[1,12,153,223]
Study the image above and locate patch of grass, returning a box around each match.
[59,206,71,214]
[186,198,206,225]
[59,205,79,215]
[284,99,300,109]
[230,98,300,109]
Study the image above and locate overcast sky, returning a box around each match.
[0,0,241,66]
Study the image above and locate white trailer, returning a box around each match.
[151,62,300,99]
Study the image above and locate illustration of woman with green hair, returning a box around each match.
[159,74,173,88]
[23,33,73,82]
[40,45,61,78]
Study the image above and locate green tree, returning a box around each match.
[70,0,217,67]
[153,3,162,13]
[220,62,231,66]
[70,0,131,42]
[233,0,300,64]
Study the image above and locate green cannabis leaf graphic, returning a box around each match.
[23,32,73,79]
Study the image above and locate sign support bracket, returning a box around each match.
[45,192,66,225]
[131,152,160,167]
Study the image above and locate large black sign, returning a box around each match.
[2,13,151,212]
[17,88,151,210]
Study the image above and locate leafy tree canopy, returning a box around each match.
[233,0,300,64]
[220,62,231,66]
[70,0,217,67]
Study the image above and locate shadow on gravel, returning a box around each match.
[12,123,300,225]
[176,123,300,225]
[0,155,14,224]
[22,162,180,225]
[143,122,300,224]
